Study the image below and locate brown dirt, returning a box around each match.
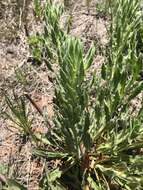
[0,0,107,189]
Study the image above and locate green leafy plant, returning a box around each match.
[34,0,143,189]
[5,94,33,139]
[5,0,143,189]
[34,0,42,18]
[1,178,27,190]
[28,1,65,71]
[0,164,26,190]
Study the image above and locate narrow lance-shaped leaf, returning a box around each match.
[84,44,96,70]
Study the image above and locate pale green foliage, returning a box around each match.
[2,179,27,190]
[5,0,143,189]
[54,37,95,158]
[35,1,143,189]
[5,95,32,136]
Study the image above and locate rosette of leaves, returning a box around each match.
[6,0,143,189]
[34,0,143,189]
